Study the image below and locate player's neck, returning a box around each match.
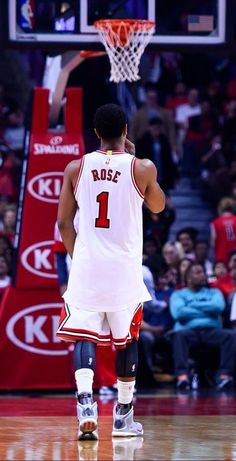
[100,140,125,152]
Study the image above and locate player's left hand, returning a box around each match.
[125,138,135,156]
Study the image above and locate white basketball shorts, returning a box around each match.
[57,303,143,349]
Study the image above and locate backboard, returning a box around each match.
[7,0,227,49]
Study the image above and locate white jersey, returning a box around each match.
[63,149,151,311]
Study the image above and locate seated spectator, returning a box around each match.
[176,227,198,260]
[162,241,184,272]
[170,263,236,391]
[135,117,178,191]
[210,197,236,264]
[213,256,236,299]
[0,205,17,244]
[0,254,11,301]
[210,261,227,284]
[4,106,25,152]
[138,266,174,387]
[194,239,213,281]
[176,257,192,289]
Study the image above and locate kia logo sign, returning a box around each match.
[27,172,63,203]
[50,136,63,145]
[6,304,68,356]
[21,241,57,278]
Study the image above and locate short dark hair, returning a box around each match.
[94,103,126,139]
[185,262,205,284]
[177,227,198,242]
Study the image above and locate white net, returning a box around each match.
[94,19,155,83]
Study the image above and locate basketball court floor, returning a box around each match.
[1,389,236,460]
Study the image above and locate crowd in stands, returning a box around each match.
[1,49,236,391]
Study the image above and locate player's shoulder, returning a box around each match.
[135,157,157,174]
[64,158,82,174]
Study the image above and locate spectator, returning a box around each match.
[200,136,229,208]
[213,256,236,299]
[176,227,198,260]
[135,116,178,191]
[170,263,236,391]
[143,237,161,277]
[165,81,188,115]
[210,261,227,284]
[1,205,17,244]
[129,82,176,152]
[182,101,220,179]
[194,239,213,281]
[176,257,192,289]
[138,266,174,386]
[53,222,70,296]
[0,254,11,301]
[143,197,176,247]
[210,197,236,264]
[0,234,13,268]
[162,241,184,272]
[175,88,201,149]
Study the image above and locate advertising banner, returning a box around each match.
[15,87,84,289]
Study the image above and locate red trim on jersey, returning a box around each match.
[74,156,85,195]
[131,157,144,199]
[96,149,126,155]
[57,327,111,345]
[57,333,108,345]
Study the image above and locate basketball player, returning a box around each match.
[57,103,165,440]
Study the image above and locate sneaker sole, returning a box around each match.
[79,419,98,439]
[112,430,143,437]
[78,430,98,441]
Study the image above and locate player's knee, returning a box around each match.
[116,340,138,378]
[73,340,96,371]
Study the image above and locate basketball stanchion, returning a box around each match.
[48,49,106,126]
[94,19,155,83]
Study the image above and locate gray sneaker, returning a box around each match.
[77,401,98,440]
[112,405,143,437]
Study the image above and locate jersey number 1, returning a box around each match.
[95,191,110,228]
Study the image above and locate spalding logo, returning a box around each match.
[6,304,68,356]
[50,136,63,145]
[27,172,63,203]
[21,240,57,278]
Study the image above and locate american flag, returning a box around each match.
[188,15,214,33]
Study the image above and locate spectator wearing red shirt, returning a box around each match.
[210,197,236,264]
[165,82,188,114]
[212,251,236,298]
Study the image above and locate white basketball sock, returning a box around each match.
[117,379,135,404]
[75,368,94,395]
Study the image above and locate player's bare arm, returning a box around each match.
[135,158,165,213]
[57,160,80,257]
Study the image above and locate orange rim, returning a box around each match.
[94,18,155,32]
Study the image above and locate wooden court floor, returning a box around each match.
[1,390,236,460]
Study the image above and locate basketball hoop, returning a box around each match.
[94,19,155,83]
